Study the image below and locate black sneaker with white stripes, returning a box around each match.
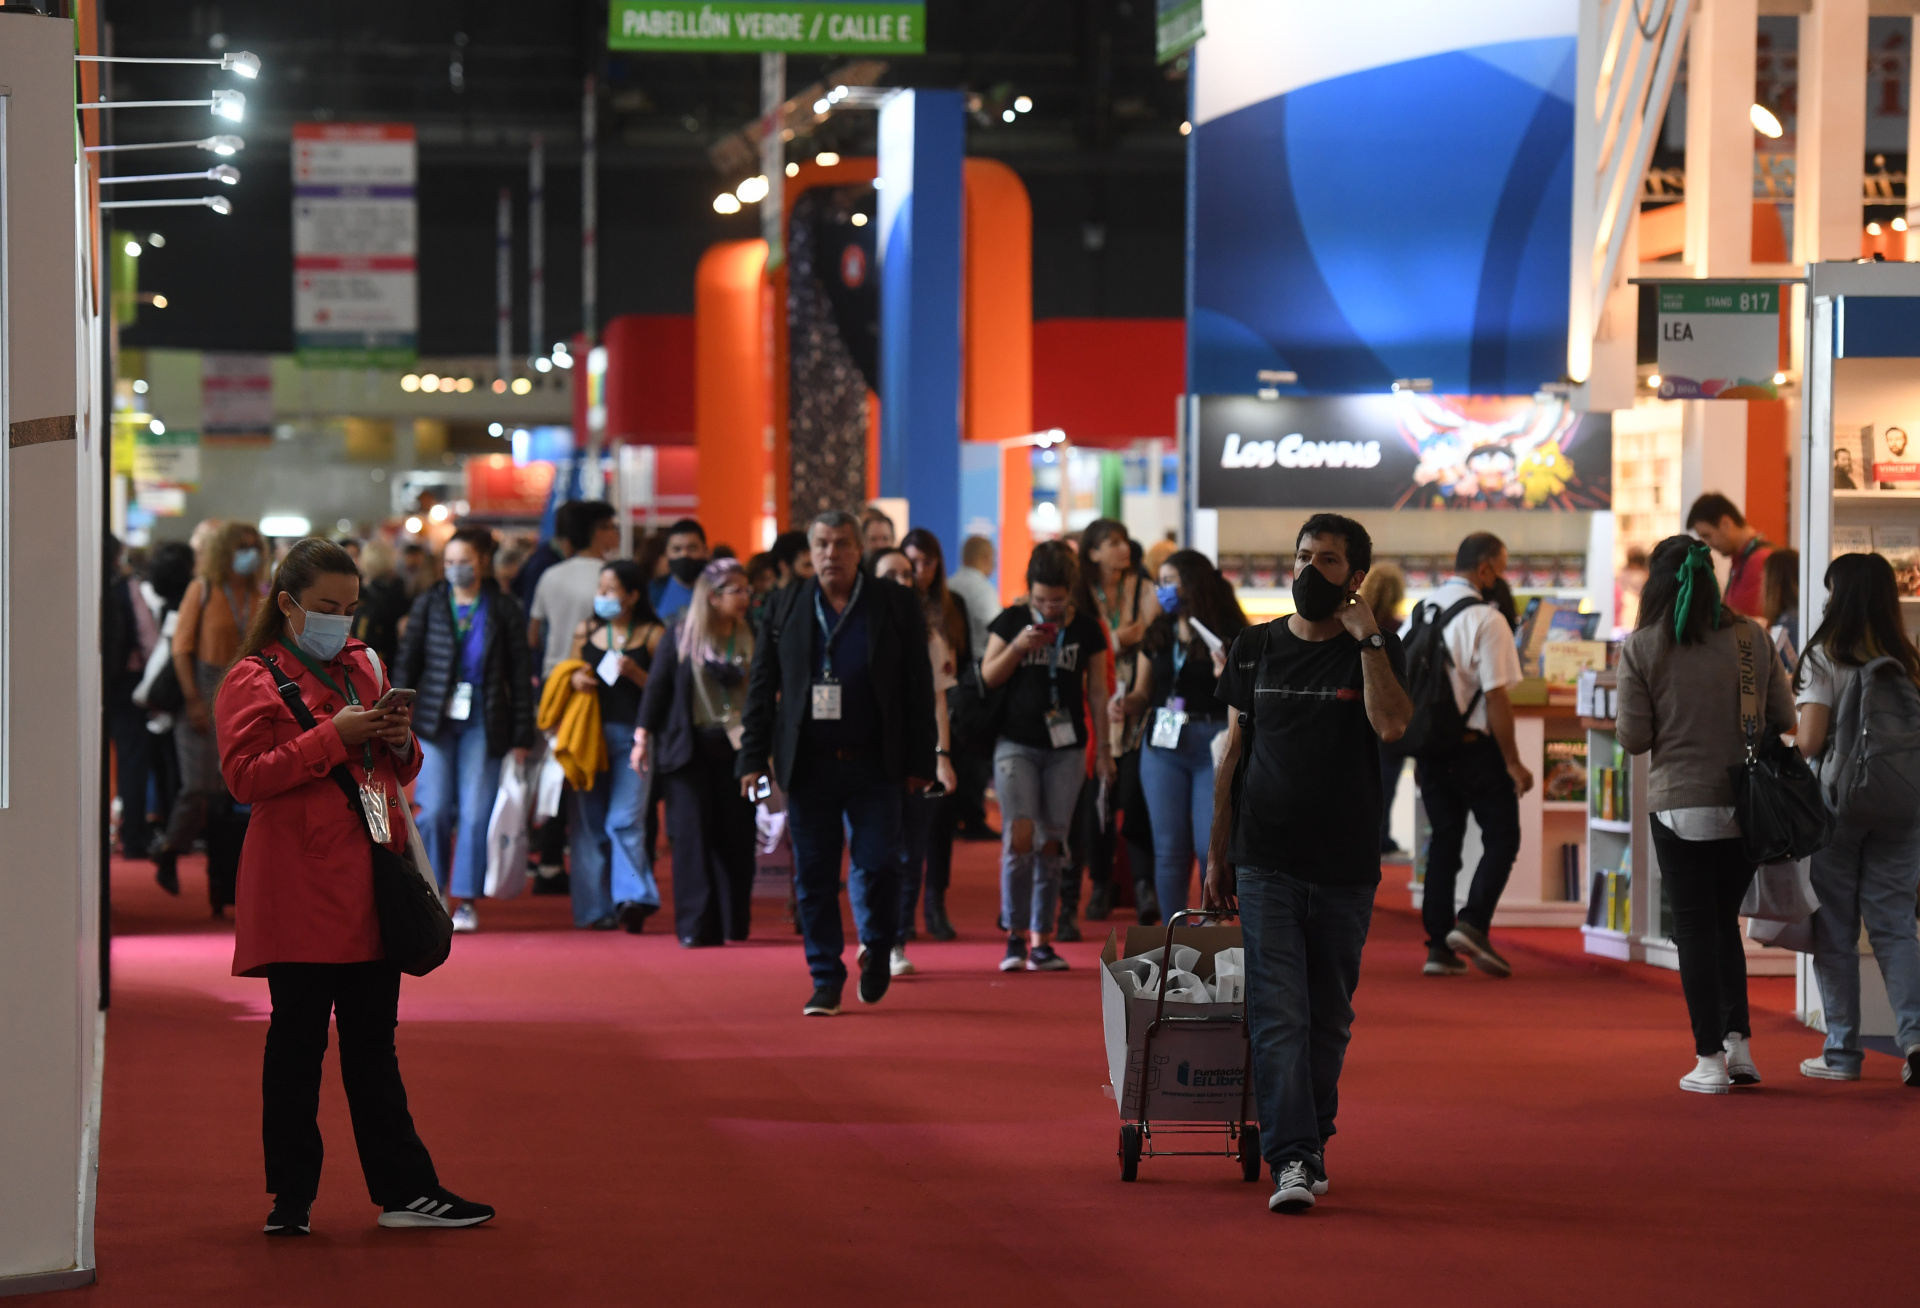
[378,1187,495,1229]
[1267,1157,1328,1214]
[262,1198,311,1236]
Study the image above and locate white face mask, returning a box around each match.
[292,599,351,661]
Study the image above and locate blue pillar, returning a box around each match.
[877,89,964,556]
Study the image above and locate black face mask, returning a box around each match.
[669,555,706,585]
[1291,562,1349,623]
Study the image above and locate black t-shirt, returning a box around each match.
[988,605,1106,751]
[1216,619,1405,886]
[1146,619,1230,717]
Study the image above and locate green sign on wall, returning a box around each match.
[609,2,926,53]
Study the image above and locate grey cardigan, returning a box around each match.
[1615,612,1795,811]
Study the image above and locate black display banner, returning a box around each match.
[1194,394,1612,512]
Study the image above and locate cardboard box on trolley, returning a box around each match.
[1100,924,1250,1122]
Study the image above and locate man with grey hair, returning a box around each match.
[739,510,938,1016]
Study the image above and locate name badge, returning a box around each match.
[359,782,393,844]
[448,680,474,721]
[1150,706,1188,750]
[597,648,625,686]
[1045,708,1077,749]
[811,681,843,720]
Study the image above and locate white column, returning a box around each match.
[1795,0,1869,264]
[1683,0,1758,277]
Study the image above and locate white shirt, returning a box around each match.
[531,555,606,675]
[946,567,998,662]
[1400,577,1523,733]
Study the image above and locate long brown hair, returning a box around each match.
[200,519,263,589]
[901,527,968,656]
[232,539,362,667]
[1797,551,1920,689]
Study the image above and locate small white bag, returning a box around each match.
[484,754,532,899]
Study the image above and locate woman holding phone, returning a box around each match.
[565,559,666,931]
[217,538,491,1236]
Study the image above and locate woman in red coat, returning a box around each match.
[218,538,493,1237]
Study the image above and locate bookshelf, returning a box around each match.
[1580,721,1660,963]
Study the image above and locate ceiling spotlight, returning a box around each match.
[405,516,423,535]
[817,152,841,167]
[511,377,533,395]
[208,195,232,214]
[401,374,420,391]
[1896,217,1910,232]
[420,373,441,391]
[851,212,868,227]
[1750,103,1783,138]
[736,174,770,203]
[99,164,242,186]
[456,377,475,392]
[713,192,742,215]
[132,379,149,394]
[829,85,849,103]
[488,422,504,437]
[1179,121,1192,136]
[491,378,507,393]
[150,294,169,308]
[428,504,451,523]
[1002,108,1016,123]
[206,134,244,155]
[785,161,799,177]
[1014,96,1033,113]
[813,97,832,114]
[221,50,261,78]
[1773,371,1788,385]
[1868,221,1883,236]
[98,195,231,214]
[535,357,553,373]
[211,88,247,121]
[85,134,246,158]
[147,232,166,247]
[1647,373,1662,388]
[214,164,240,184]
[149,419,166,435]
[123,239,142,257]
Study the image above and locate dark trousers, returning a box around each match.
[1648,819,1757,1056]
[662,728,757,945]
[785,754,903,988]
[206,801,247,910]
[262,961,437,1206]
[1060,773,1101,917]
[1416,737,1520,948]
[109,706,154,858]
[1237,867,1375,1172]
[955,750,991,831]
[900,788,955,931]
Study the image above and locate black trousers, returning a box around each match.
[109,706,154,858]
[1648,819,1757,1056]
[206,801,247,911]
[1416,737,1521,947]
[955,749,992,831]
[262,961,437,1206]
[900,788,956,930]
[662,727,757,945]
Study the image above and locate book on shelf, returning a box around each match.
[1874,525,1920,597]
[1833,425,1871,491]
[1524,555,1559,590]
[1402,556,1438,590]
[1833,525,1874,559]
[1554,554,1588,590]
[1544,739,1588,802]
[1585,869,1607,928]
[1245,554,1280,589]
[1871,423,1920,488]
[1561,842,1582,903]
[1576,668,1619,718]
[1516,598,1599,676]
[1542,640,1608,686]
[1217,554,1247,588]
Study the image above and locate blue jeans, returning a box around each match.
[993,739,1085,935]
[1237,866,1375,1173]
[786,754,903,988]
[1138,719,1224,917]
[567,723,661,928]
[1810,820,1920,1069]
[414,716,502,899]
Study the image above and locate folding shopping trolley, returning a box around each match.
[1100,909,1261,1183]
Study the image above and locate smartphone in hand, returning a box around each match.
[373,687,417,714]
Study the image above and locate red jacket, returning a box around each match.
[218,639,421,977]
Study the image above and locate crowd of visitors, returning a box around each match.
[97,480,1920,1226]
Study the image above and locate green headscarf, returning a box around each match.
[1673,541,1722,642]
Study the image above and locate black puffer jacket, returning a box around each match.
[396,579,536,757]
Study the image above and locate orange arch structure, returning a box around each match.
[694,240,772,556]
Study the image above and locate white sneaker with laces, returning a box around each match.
[1723,1032,1761,1085]
[1799,1056,1860,1081]
[1905,1045,1920,1088]
[890,944,915,977]
[1680,1052,1731,1095]
[451,902,477,934]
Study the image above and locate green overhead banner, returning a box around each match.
[609,2,925,53]
[1156,0,1203,62]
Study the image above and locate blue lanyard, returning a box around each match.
[813,574,864,680]
[1172,636,1188,680]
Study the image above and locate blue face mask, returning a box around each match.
[1155,583,1180,613]
[292,600,351,662]
[232,548,260,575]
[592,594,624,621]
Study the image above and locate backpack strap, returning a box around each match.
[260,653,373,818]
[1419,594,1492,724]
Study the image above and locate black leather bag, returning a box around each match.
[1728,623,1833,864]
[945,660,1007,759]
[261,654,452,976]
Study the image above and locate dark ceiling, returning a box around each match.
[98,0,1191,355]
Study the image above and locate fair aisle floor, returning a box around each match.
[39,845,1918,1307]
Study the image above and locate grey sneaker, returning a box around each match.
[451,902,478,934]
[1723,1032,1761,1085]
[1422,947,1467,976]
[1800,1056,1860,1081]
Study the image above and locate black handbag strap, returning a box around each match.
[259,653,378,829]
[1733,619,1760,755]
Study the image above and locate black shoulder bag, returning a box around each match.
[260,653,453,976]
[1728,620,1832,864]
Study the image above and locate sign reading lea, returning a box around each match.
[1195,394,1612,512]
[608,2,925,53]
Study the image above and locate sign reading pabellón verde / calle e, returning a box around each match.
[608,2,925,53]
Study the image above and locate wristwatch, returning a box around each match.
[1360,632,1386,651]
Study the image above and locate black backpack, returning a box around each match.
[1397,595,1490,759]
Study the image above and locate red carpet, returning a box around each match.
[31,842,1920,1307]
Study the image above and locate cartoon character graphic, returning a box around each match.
[1392,393,1601,510]
[1517,441,1574,506]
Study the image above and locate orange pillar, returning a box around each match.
[964,159,1033,600]
[1746,400,1789,548]
[695,240,772,556]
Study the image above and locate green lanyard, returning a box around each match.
[281,640,376,777]
[451,594,479,643]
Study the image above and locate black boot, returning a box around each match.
[153,850,180,896]
[1085,881,1114,921]
[1055,903,1082,943]
[923,887,957,941]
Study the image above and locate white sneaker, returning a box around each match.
[889,944,915,977]
[1799,1056,1860,1081]
[1680,1053,1731,1095]
[1723,1033,1761,1086]
[451,902,478,934]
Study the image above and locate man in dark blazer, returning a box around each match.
[739,510,937,1016]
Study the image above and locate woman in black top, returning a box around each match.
[563,560,665,931]
[980,541,1114,973]
[1120,549,1247,916]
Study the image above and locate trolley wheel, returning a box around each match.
[1118,1125,1143,1182]
[1238,1124,1262,1183]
